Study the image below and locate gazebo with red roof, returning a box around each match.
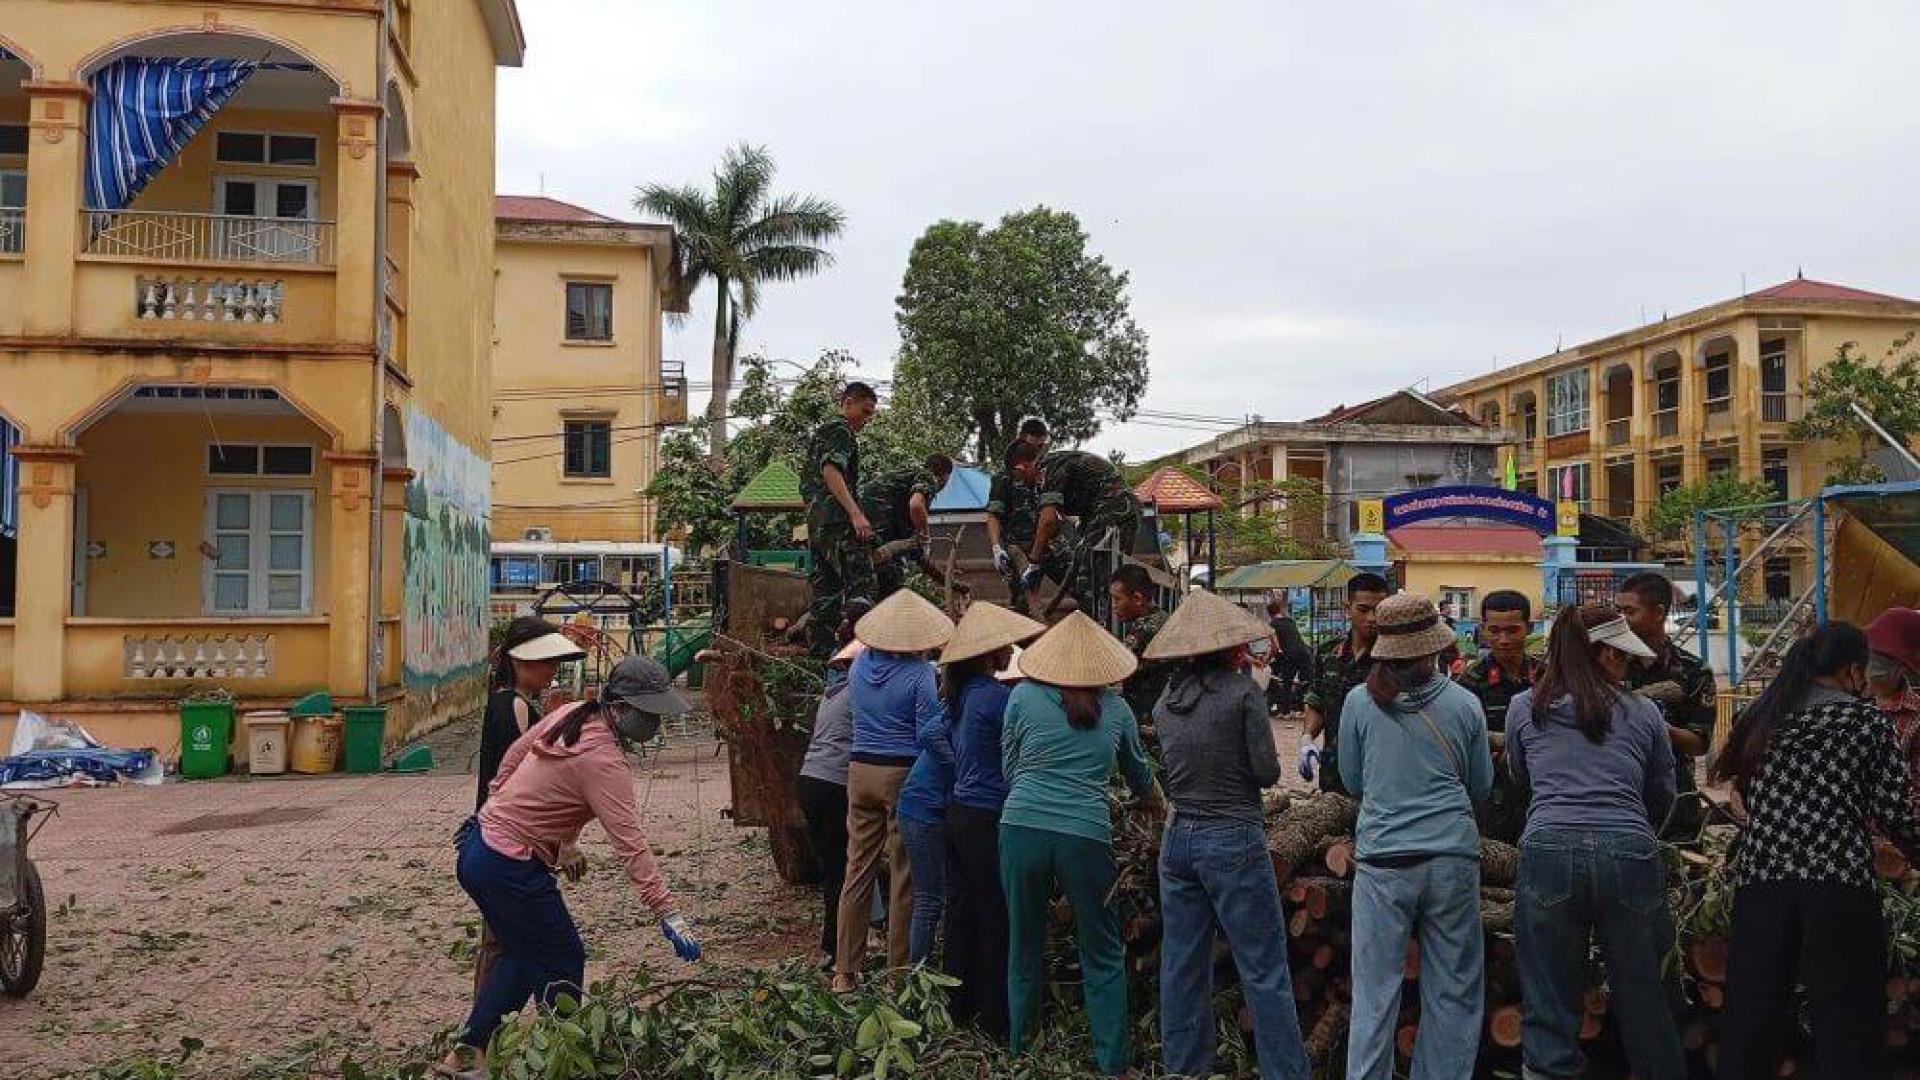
[1135,466,1226,585]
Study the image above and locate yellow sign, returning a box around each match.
[1555,500,1580,537]
[1358,499,1385,535]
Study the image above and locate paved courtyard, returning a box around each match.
[0,735,813,1080]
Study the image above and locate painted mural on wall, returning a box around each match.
[403,406,491,690]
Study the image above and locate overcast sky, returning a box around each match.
[496,0,1920,461]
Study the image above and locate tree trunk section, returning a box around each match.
[707,286,733,467]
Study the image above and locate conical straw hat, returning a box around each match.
[854,589,955,653]
[1017,611,1138,688]
[1143,588,1270,660]
[941,602,1046,665]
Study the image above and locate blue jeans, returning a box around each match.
[1158,816,1310,1080]
[898,813,948,965]
[1348,855,1483,1080]
[1517,828,1684,1080]
[455,820,585,1049]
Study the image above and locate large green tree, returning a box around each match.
[892,207,1149,461]
[637,144,846,466]
[1790,334,1920,484]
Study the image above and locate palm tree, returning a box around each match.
[637,143,845,466]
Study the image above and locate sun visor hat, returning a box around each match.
[507,632,587,663]
[1587,616,1655,661]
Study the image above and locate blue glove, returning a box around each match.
[661,914,702,961]
[993,546,1012,575]
[1019,565,1044,591]
[1297,745,1319,782]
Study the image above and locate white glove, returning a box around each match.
[993,546,1012,574]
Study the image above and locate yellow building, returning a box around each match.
[1433,277,1920,527]
[490,196,686,546]
[0,1,524,753]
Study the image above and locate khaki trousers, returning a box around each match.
[834,761,914,976]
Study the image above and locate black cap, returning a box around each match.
[603,655,691,716]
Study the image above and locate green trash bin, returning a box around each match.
[179,702,235,779]
[341,706,387,774]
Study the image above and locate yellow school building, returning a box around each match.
[0,0,524,753]
[489,196,686,546]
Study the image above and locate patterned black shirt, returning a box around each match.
[1733,691,1920,888]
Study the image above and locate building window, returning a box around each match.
[1704,350,1733,409]
[492,555,539,592]
[1545,369,1590,437]
[1547,462,1591,504]
[216,131,320,168]
[208,443,314,477]
[1764,448,1790,501]
[0,168,22,257]
[1764,557,1793,602]
[0,169,23,208]
[565,282,613,341]
[1657,460,1683,497]
[563,420,612,478]
[1439,587,1475,621]
[0,124,28,155]
[206,489,312,614]
[1706,454,1734,478]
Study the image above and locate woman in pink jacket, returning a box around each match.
[445,655,702,1072]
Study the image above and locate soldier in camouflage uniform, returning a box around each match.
[858,454,954,599]
[1616,572,1719,842]
[1109,563,1171,731]
[1006,442,1142,613]
[802,383,880,659]
[987,420,1057,614]
[1456,589,1542,843]
[1302,572,1391,797]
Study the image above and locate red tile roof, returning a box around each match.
[1746,276,1907,303]
[494,195,620,224]
[1389,522,1542,555]
[1134,466,1225,512]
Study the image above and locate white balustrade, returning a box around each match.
[137,277,285,323]
[123,633,276,680]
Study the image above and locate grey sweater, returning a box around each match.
[1506,688,1676,841]
[1154,667,1281,825]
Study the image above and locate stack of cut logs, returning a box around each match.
[1108,789,1920,1079]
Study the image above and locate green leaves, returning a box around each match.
[1790,334,1920,485]
[894,206,1150,461]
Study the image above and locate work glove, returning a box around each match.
[1297,745,1319,782]
[993,546,1013,574]
[1638,680,1684,705]
[1019,565,1045,591]
[661,914,703,962]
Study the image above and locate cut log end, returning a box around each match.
[1691,937,1729,984]
[1488,1004,1523,1048]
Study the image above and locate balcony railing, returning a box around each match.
[1653,408,1679,438]
[1607,418,1631,446]
[137,277,285,322]
[1761,391,1802,424]
[84,210,336,266]
[0,208,22,255]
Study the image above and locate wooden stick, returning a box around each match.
[1395,1023,1419,1059]
[1698,981,1724,1011]
[1583,987,1609,1017]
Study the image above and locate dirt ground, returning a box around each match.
[0,709,1315,1079]
[0,720,816,1080]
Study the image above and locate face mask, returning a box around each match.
[609,702,662,745]
[1867,654,1905,684]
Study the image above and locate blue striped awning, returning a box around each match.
[1,417,18,540]
[86,57,255,211]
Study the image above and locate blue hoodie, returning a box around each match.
[1337,674,1493,862]
[850,647,941,761]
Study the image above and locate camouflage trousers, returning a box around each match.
[807,521,876,660]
